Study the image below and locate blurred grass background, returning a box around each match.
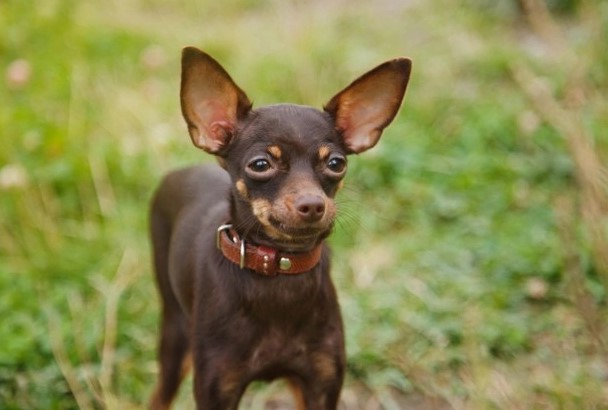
[1,0,607,408]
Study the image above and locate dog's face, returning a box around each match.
[180,47,411,250]
[225,105,346,249]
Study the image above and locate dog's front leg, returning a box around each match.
[192,352,248,410]
[288,350,345,410]
[289,375,344,410]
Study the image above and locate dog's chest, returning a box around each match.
[247,326,309,374]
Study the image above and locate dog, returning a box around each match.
[149,47,411,409]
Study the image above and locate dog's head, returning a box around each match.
[180,47,411,251]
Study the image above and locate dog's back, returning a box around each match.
[150,165,230,315]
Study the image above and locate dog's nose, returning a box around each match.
[295,195,326,222]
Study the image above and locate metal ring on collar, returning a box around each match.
[216,223,233,249]
[240,238,246,269]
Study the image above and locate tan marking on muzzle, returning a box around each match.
[235,179,248,199]
[251,198,271,224]
[251,198,290,239]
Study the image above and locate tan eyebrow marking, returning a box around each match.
[267,145,282,159]
[318,146,330,161]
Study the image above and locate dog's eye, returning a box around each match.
[246,158,275,180]
[326,156,347,174]
[249,158,271,173]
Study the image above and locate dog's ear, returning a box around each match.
[324,58,412,154]
[180,47,252,154]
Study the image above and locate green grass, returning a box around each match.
[2,0,607,408]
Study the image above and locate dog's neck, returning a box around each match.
[217,225,324,276]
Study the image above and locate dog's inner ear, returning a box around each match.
[324,58,412,154]
[180,47,252,154]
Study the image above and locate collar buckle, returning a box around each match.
[216,223,323,276]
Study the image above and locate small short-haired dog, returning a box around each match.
[149,47,411,409]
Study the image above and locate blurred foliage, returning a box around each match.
[1,0,607,408]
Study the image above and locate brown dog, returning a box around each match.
[149,47,411,409]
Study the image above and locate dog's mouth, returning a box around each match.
[267,216,332,240]
[252,218,332,252]
[246,196,336,251]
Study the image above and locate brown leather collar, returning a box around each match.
[216,224,323,276]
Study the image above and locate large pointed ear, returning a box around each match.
[180,47,252,154]
[324,58,412,154]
